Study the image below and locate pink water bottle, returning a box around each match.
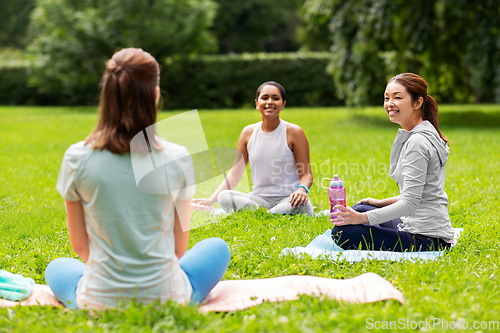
[321,175,346,223]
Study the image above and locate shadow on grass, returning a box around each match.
[350,111,500,129]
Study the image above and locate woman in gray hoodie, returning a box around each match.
[331,73,455,252]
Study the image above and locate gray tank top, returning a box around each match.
[247,120,300,197]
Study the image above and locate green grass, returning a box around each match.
[1,105,499,332]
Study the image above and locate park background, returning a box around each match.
[1,0,500,332]
[2,0,500,108]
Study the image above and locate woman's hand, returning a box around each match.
[289,188,308,208]
[191,198,215,206]
[357,197,383,207]
[330,205,368,226]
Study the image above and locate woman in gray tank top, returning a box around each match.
[193,81,314,215]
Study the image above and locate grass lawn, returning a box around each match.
[0,105,499,332]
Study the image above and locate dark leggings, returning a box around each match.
[331,203,451,252]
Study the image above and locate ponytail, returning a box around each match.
[421,95,449,143]
[85,48,161,154]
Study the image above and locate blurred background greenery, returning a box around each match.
[0,0,499,108]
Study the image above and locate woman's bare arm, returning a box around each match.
[174,199,191,259]
[65,200,89,262]
[287,124,313,207]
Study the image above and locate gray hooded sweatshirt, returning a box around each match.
[366,120,455,240]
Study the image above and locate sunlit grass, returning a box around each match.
[0,105,499,332]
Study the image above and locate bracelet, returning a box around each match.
[298,184,309,194]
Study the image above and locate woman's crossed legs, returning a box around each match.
[45,237,230,309]
[217,190,314,215]
[331,203,450,252]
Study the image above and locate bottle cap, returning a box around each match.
[329,175,344,188]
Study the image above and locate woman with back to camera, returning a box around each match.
[45,48,230,310]
[331,73,455,251]
[193,81,314,215]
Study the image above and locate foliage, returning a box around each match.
[211,0,304,53]
[1,0,306,55]
[0,50,59,105]
[296,0,331,51]
[1,105,500,331]
[0,67,39,106]
[300,0,500,106]
[0,52,340,107]
[0,49,28,68]
[27,0,217,105]
[0,0,36,48]
[161,52,340,109]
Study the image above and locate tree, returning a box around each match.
[0,0,36,48]
[296,0,332,51]
[28,0,217,104]
[301,0,500,105]
[211,0,303,53]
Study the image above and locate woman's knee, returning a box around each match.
[206,237,230,264]
[217,190,236,212]
[45,258,75,285]
[304,199,314,216]
[193,237,231,265]
[331,225,346,239]
[216,190,232,208]
[294,200,314,216]
[44,258,84,309]
[218,190,257,211]
[217,190,230,203]
[331,226,353,249]
[331,225,361,243]
[352,203,377,212]
[45,258,62,281]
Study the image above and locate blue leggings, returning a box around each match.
[45,237,230,309]
[331,203,451,252]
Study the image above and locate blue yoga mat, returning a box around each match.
[281,228,463,262]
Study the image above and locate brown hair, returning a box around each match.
[388,73,449,143]
[85,48,161,154]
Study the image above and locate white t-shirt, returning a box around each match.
[56,139,195,309]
